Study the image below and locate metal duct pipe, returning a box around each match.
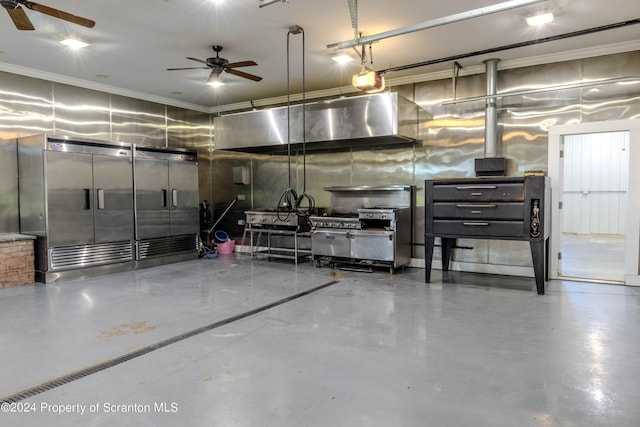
[327,0,545,50]
[484,58,500,158]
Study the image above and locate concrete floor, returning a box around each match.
[561,233,625,282]
[1,255,639,426]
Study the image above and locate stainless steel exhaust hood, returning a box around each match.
[214,92,420,153]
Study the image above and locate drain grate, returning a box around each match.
[1,280,339,404]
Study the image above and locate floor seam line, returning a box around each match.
[0,279,340,404]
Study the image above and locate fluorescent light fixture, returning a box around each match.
[526,12,554,26]
[60,37,89,49]
[207,72,225,87]
[331,51,354,64]
[352,69,385,93]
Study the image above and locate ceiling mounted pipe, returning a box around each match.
[258,0,288,8]
[327,0,545,50]
[378,18,640,75]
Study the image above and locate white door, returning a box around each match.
[548,119,640,286]
[561,131,628,282]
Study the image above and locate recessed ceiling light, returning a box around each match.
[95,74,109,79]
[526,12,554,27]
[60,37,90,49]
[331,51,355,64]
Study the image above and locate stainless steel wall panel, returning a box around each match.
[297,151,351,210]
[0,72,53,139]
[51,83,111,140]
[209,151,253,236]
[17,134,47,236]
[251,155,297,209]
[0,139,19,232]
[499,60,583,93]
[582,52,640,90]
[111,95,167,146]
[167,106,211,151]
[351,147,415,187]
[167,106,213,208]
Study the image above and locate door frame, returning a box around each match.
[548,119,640,286]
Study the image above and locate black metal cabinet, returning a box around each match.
[425,176,550,295]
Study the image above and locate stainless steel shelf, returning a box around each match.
[244,226,311,264]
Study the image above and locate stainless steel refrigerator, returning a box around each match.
[0,139,19,233]
[18,135,135,282]
[133,145,199,261]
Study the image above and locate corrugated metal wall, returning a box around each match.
[563,131,629,235]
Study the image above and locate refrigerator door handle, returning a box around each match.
[83,188,91,210]
[97,189,105,210]
[172,189,178,207]
[161,189,168,207]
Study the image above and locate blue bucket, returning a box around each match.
[213,230,229,244]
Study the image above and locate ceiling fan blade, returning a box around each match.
[186,57,209,65]
[21,1,95,28]
[166,67,209,71]
[7,7,35,30]
[225,60,257,68]
[225,68,263,82]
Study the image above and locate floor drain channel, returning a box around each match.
[1,280,340,404]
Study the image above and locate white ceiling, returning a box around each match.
[1,0,639,112]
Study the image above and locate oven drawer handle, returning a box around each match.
[462,222,490,226]
[455,204,497,208]
[455,185,498,190]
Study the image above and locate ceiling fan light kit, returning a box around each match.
[206,72,225,87]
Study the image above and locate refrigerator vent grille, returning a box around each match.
[137,234,198,259]
[49,242,134,270]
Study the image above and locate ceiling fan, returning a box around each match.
[1,0,95,30]
[167,45,263,84]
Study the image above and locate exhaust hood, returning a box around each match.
[214,92,420,153]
